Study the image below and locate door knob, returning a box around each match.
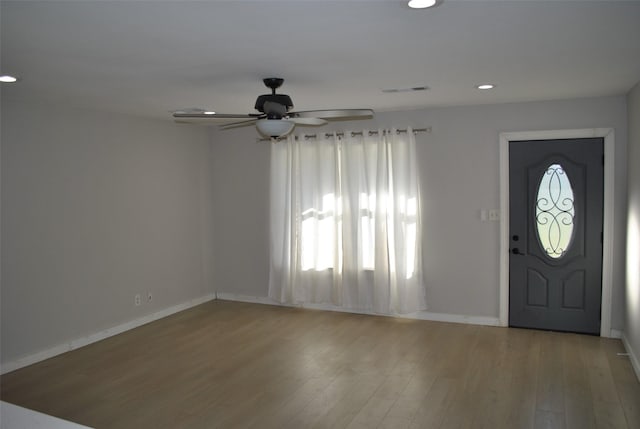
[511,247,525,255]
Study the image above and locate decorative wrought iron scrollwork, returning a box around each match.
[535,164,575,259]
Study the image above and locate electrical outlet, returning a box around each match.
[134,294,141,306]
[488,209,501,221]
[147,292,153,303]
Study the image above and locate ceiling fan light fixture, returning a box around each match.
[256,119,295,138]
[408,0,437,9]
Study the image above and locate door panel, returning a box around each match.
[527,269,548,307]
[509,138,603,334]
[562,270,585,309]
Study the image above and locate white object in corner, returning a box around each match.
[1,294,216,375]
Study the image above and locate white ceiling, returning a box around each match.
[2,0,640,120]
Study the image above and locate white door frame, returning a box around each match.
[499,128,615,337]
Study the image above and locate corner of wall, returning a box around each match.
[624,79,640,381]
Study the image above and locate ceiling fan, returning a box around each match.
[172,78,374,138]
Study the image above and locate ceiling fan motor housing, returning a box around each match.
[254,94,293,115]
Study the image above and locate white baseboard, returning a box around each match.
[1,293,216,375]
[400,310,501,326]
[215,292,286,307]
[621,332,640,382]
[215,292,501,327]
[0,291,503,375]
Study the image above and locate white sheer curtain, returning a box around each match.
[269,128,426,314]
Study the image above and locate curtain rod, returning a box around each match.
[259,127,431,142]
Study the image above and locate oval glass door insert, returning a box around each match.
[535,163,575,259]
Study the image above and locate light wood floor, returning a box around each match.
[1,301,639,429]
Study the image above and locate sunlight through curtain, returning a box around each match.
[269,128,426,314]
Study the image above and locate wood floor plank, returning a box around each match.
[535,332,566,414]
[601,339,640,428]
[377,372,438,429]
[562,333,597,429]
[502,329,540,429]
[408,375,459,428]
[579,335,630,429]
[614,381,640,429]
[1,301,638,429]
[344,374,412,428]
[534,409,566,429]
[467,327,515,429]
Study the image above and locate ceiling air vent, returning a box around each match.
[382,86,429,93]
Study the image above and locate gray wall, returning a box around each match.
[626,82,640,368]
[1,94,630,367]
[211,96,628,326]
[1,99,213,364]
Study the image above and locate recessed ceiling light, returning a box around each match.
[203,111,216,115]
[408,0,437,9]
[477,84,495,90]
[0,75,18,83]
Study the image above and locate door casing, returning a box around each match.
[499,128,615,337]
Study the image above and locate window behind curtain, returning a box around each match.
[269,128,426,314]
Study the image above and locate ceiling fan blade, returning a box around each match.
[289,117,328,126]
[174,117,246,125]
[289,109,374,121]
[219,118,260,130]
[173,112,261,119]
